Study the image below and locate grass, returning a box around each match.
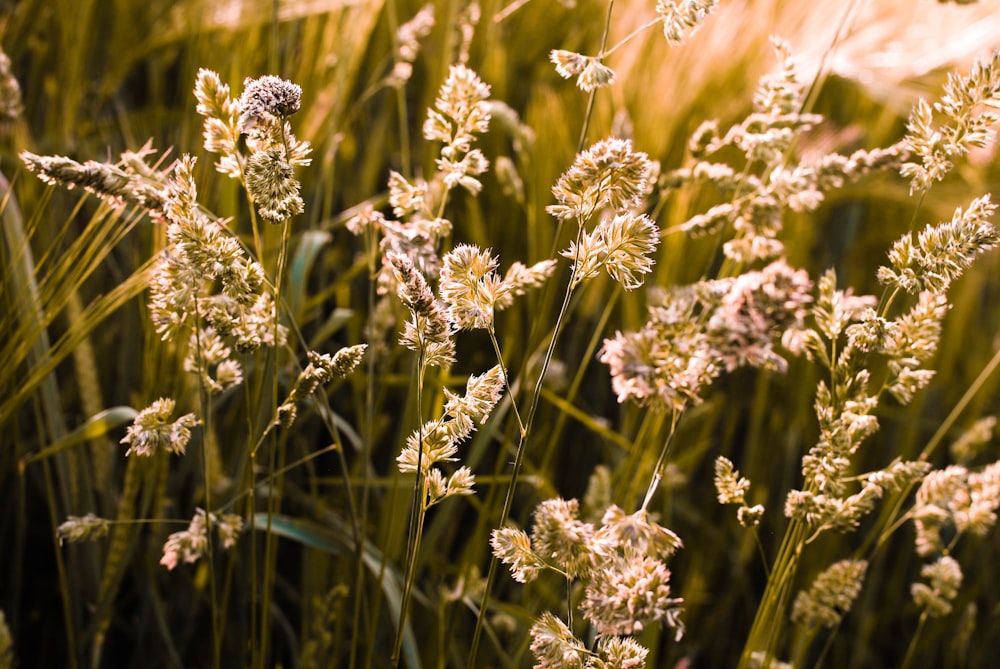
[2,1,1000,668]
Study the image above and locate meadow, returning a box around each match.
[2,1,1000,667]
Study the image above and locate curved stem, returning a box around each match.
[468,223,586,663]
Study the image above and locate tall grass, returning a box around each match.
[2,1,1000,668]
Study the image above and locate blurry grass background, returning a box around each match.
[2,0,1000,667]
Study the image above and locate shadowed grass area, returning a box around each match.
[2,1,1000,668]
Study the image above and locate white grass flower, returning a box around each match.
[57,513,110,545]
[491,527,544,583]
[901,51,1000,195]
[439,244,502,330]
[596,636,649,669]
[598,212,660,290]
[0,49,22,119]
[395,4,435,63]
[655,0,719,44]
[184,327,244,395]
[911,556,962,617]
[193,68,242,177]
[950,416,997,463]
[530,498,600,579]
[791,559,868,629]
[550,50,616,92]
[596,505,683,560]
[878,195,999,294]
[547,138,653,222]
[714,456,751,505]
[495,259,557,310]
[529,611,587,669]
[160,509,209,570]
[237,74,302,136]
[245,147,304,223]
[121,398,200,457]
[581,553,684,637]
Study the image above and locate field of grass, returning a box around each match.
[2,1,1000,668]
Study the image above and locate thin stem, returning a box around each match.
[468,223,586,664]
[899,611,929,669]
[191,300,221,669]
[873,342,1000,550]
[601,17,663,59]
[488,325,525,436]
[639,409,680,512]
[392,353,427,666]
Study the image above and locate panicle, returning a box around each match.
[237,74,302,136]
[57,513,111,545]
[529,612,587,669]
[491,527,544,583]
[791,559,868,629]
[878,195,999,294]
[655,0,720,44]
[911,556,963,617]
[121,398,200,457]
[548,138,653,222]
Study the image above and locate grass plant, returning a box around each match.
[3,1,1000,668]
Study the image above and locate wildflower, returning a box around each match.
[121,398,200,457]
[706,259,813,372]
[791,559,868,628]
[387,171,429,219]
[160,509,244,570]
[491,527,545,583]
[878,195,999,294]
[245,147,304,222]
[231,292,287,352]
[494,259,557,309]
[278,346,368,426]
[237,74,302,136]
[547,138,653,222]
[911,556,963,617]
[529,611,587,669]
[753,37,803,116]
[423,64,491,146]
[57,513,110,545]
[581,553,684,637]
[655,0,719,44]
[443,364,505,424]
[599,312,718,411]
